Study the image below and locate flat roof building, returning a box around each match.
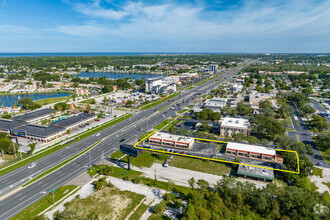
[226,142,277,162]
[237,165,274,181]
[50,113,96,130]
[219,117,250,137]
[148,132,194,149]
[12,108,59,124]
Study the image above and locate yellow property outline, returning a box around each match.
[134,131,300,174]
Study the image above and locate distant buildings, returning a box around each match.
[249,93,274,114]
[209,64,218,72]
[148,132,195,149]
[259,70,307,75]
[219,117,250,137]
[145,78,176,95]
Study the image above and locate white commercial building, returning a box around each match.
[145,78,176,94]
[225,142,280,162]
[204,98,227,111]
[219,117,250,137]
[148,132,194,149]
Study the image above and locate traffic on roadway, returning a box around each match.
[0,60,255,220]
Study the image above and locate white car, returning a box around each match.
[28,163,36,169]
[163,162,169,167]
[95,133,100,137]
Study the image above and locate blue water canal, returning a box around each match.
[0,92,71,107]
[75,72,166,80]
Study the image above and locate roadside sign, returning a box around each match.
[120,144,142,157]
[51,189,55,193]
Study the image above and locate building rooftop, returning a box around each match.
[50,113,95,128]
[220,117,249,129]
[226,142,276,156]
[150,132,194,143]
[13,108,57,122]
[238,165,274,180]
[18,124,64,138]
[0,119,27,130]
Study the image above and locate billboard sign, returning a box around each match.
[9,129,26,137]
[120,144,142,157]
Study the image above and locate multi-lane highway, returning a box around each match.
[0,60,254,219]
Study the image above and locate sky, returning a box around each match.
[0,0,329,53]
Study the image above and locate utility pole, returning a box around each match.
[51,189,55,205]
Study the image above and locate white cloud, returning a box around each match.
[56,0,330,45]
[0,25,31,34]
[72,0,129,20]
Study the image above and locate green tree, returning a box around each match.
[310,115,329,132]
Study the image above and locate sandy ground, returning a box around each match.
[113,161,269,189]
[309,166,330,193]
[44,174,166,220]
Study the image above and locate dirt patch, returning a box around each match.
[61,187,144,220]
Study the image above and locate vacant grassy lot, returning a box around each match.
[61,187,145,220]
[11,185,78,220]
[129,203,149,220]
[170,155,232,176]
[80,98,96,104]
[88,164,142,179]
[111,151,168,168]
[138,131,154,140]
[33,96,69,105]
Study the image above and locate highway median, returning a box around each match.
[0,113,132,177]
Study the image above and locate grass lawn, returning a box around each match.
[154,119,171,130]
[88,165,142,179]
[295,120,300,126]
[0,113,132,177]
[177,109,188,114]
[112,151,169,168]
[111,149,124,160]
[33,96,69,105]
[61,187,145,220]
[170,155,232,176]
[11,185,78,220]
[313,167,323,178]
[129,203,150,220]
[140,93,180,110]
[80,98,96,104]
[138,131,154,140]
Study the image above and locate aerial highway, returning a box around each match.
[0,60,255,219]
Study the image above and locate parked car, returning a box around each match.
[94,118,100,121]
[163,161,169,167]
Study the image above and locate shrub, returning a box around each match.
[133,177,142,184]
[123,175,131,181]
[153,202,166,214]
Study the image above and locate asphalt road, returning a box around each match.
[310,100,330,130]
[288,103,329,168]
[0,61,254,219]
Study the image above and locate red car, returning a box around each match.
[168,100,171,102]
[94,118,100,121]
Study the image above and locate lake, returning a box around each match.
[0,92,71,107]
[75,72,166,80]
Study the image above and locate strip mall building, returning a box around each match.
[148,132,194,149]
[226,142,283,163]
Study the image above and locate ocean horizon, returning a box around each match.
[0,52,258,57]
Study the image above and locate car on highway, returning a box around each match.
[95,133,100,137]
[28,163,36,169]
[120,139,126,142]
[168,100,171,102]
